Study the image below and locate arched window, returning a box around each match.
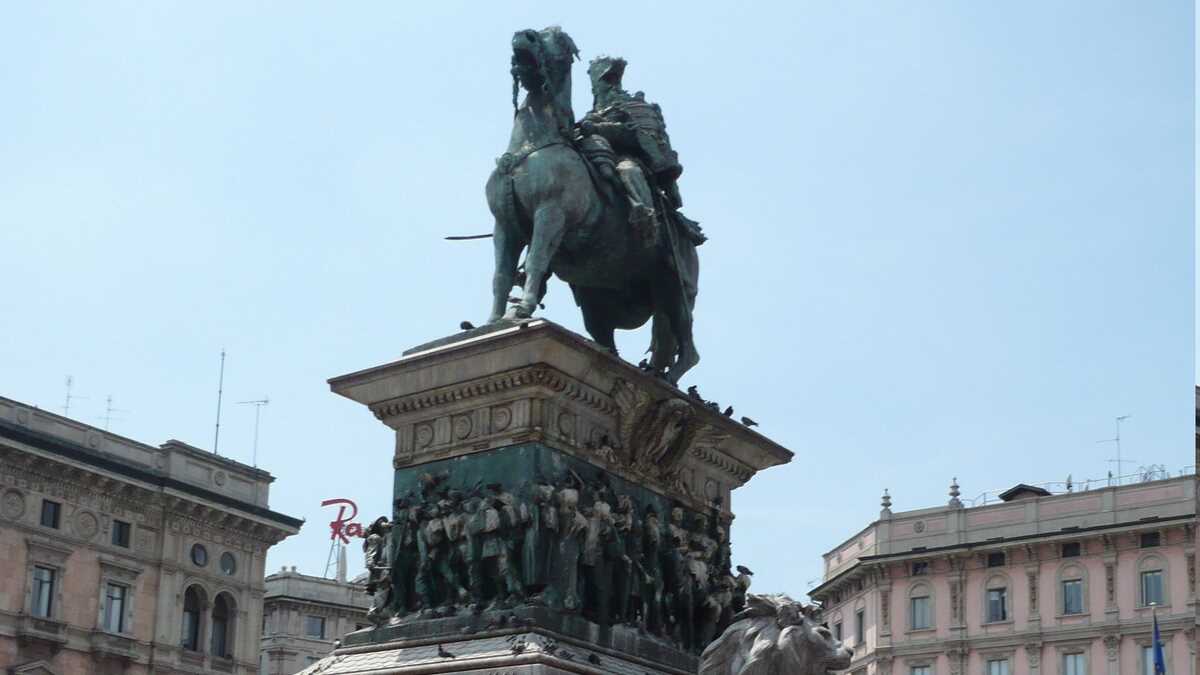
[181,585,207,651]
[211,593,236,658]
[983,574,1011,623]
[908,582,934,631]
[1056,562,1088,616]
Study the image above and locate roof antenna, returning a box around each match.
[1098,414,1132,485]
[236,397,270,466]
[62,375,88,419]
[213,349,226,455]
[99,395,130,431]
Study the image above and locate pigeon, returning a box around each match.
[588,654,602,665]
[437,645,456,659]
[740,416,758,428]
[686,385,702,401]
[706,401,721,413]
[723,405,734,417]
[460,320,476,330]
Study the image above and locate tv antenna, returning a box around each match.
[1097,414,1132,484]
[213,349,226,455]
[99,395,130,431]
[236,397,270,467]
[62,375,88,418]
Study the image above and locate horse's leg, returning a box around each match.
[575,287,619,355]
[489,220,523,323]
[653,275,700,384]
[648,311,676,372]
[507,204,565,319]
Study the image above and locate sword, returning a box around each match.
[444,233,493,240]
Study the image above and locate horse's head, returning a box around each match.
[511,26,579,102]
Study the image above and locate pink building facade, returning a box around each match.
[0,396,301,674]
[810,474,1195,675]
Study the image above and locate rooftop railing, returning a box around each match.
[960,464,1195,508]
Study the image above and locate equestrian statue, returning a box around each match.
[485,26,705,384]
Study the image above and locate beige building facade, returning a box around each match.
[811,472,1195,675]
[0,396,302,675]
[259,567,368,674]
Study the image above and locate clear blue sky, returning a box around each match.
[1,2,1193,597]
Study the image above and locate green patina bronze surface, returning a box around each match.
[485,27,703,384]
[359,443,748,655]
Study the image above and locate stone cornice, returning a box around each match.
[0,421,302,533]
[370,364,618,420]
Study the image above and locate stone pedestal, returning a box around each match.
[303,320,792,674]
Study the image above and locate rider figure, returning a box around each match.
[578,56,686,240]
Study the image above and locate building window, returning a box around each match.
[190,543,208,567]
[40,500,61,529]
[211,593,234,658]
[911,561,929,576]
[910,667,931,675]
[31,565,56,618]
[833,620,843,641]
[986,587,1008,622]
[910,595,932,630]
[111,520,131,548]
[220,552,237,576]
[1140,570,1164,606]
[1140,532,1161,548]
[1062,579,1083,615]
[181,585,205,651]
[102,582,127,632]
[986,552,1006,568]
[1140,645,1166,675]
[855,608,865,645]
[1062,652,1085,675]
[1061,542,1080,558]
[985,658,1009,675]
[305,615,326,639]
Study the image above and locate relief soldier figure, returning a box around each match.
[582,497,624,625]
[551,487,588,612]
[389,497,420,617]
[613,494,643,625]
[522,481,559,601]
[363,516,393,626]
[641,506,666,636]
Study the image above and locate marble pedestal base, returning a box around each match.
[299,626,694,675]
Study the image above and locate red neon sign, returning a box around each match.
[321,498,365,544]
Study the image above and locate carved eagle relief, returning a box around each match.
[610,378,727,487]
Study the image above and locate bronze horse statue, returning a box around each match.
[485,27,701,384]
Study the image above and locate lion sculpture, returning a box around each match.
[699,594,854,675]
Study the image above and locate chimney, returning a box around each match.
[337,543,348,583]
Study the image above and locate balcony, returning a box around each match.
[15,614,67,648]
[89,630,137,660]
